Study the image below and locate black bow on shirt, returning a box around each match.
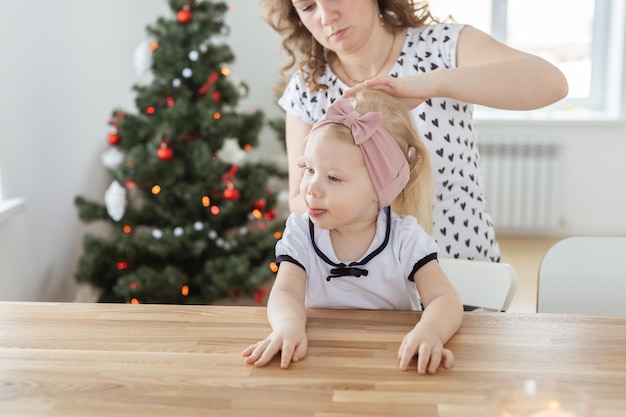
[326,265,369,281]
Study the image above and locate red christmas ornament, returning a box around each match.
[177,8,192,24]
[157,142,174,161]
[254,288,268,305]
[198,72,220,95]
[223,187,240,201]
[253,198,266,211]
[264,209,276,220]
[107,132,121,145]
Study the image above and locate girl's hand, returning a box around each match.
[397,325,454,374]
[342,74,438,110]
[242,325,308,369]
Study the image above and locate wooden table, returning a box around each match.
[1,302,625,417]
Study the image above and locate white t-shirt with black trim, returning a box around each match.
[275,208,439,310]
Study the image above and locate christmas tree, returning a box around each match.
[74,0,285,305]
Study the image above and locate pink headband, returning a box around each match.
[309,97,409,209]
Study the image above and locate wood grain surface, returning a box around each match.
[0,302,624,417]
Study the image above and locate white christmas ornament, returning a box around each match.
[173,227,184,237]
[182,68,193,78]
[133,39,154,85]
[101,147,125,169]
[104,180,126,221]
[216,138,246,164]
[188,50,199,61]
[172,78,182,88]
[152,229,163,239]
[193,221,204,231]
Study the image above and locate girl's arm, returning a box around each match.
[284,113,312,214]
[398,260,464,374]
[242,262,308,368]
[347,25,568,111]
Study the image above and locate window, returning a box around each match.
[429,0,625,118]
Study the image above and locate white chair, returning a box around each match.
[537,237,626,315]
[438,257,519,312]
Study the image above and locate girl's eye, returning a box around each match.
[304,167,314,175]
[328,175,340,182]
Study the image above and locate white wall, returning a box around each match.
[0,1,625,301]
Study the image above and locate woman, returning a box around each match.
[258,0,568,261]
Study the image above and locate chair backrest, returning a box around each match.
[537,237,626,315]
[438,258,519,312]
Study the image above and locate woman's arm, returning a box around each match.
[242,262,308,368]
[442,25,569,109]
[347,26,568,111]
[285,113,312,214]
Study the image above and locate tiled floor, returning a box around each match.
[498,236,565,313]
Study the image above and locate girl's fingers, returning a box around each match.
[278,340,296,369]
[397,338,415,371]
[254,338,281,367]
[241,341,260,357]
[292,337,308,363]
[441,348,455,369]
[416,343,432,374]
[425,346,443,374]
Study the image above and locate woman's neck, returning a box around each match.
[333,28,403,86]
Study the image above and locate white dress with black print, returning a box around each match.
[278,23,500,262]
[275,207,439,310]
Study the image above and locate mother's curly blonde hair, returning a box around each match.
[257,0,438,93]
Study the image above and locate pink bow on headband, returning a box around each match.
[310,97,410,209]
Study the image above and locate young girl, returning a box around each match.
[242,89,463,374]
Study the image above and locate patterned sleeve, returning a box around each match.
[392,214,440,281]
[277,71,316,125]
[435,23,464,69]
[275,212,311,272]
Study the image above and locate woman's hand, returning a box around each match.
[242,322,308,369]
[342,74,437,110]
[397,324,454,374]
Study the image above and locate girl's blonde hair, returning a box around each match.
[347,89,434,233]
[257,0,439,93]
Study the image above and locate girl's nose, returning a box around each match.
[306,177,322,198]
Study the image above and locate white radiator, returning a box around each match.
[478,136,563,234]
